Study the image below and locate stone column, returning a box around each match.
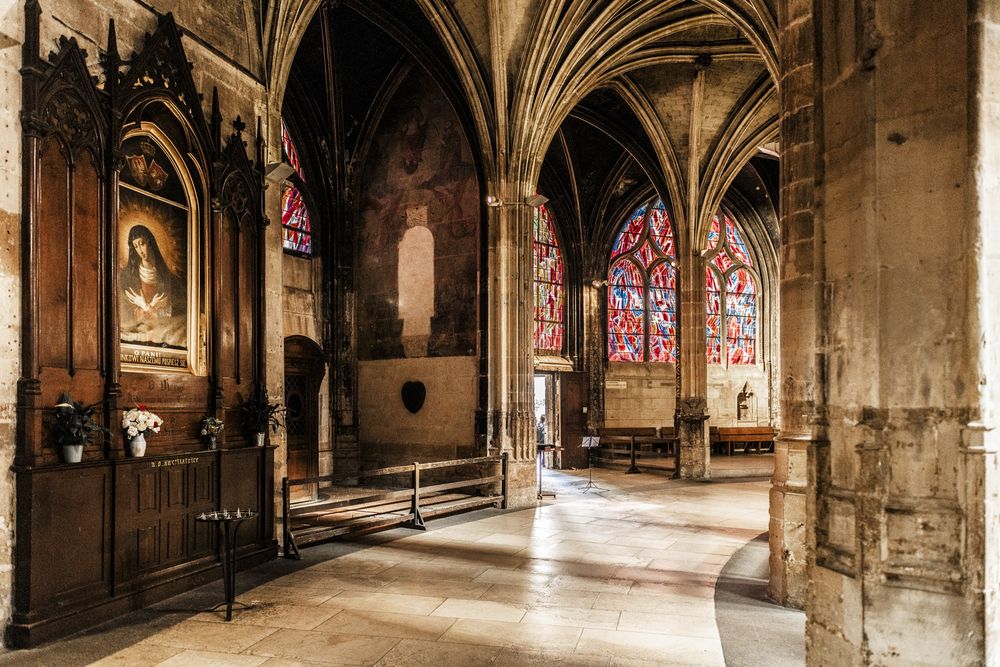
[805,3,1000,664]
[582,282,604,433]
[263,108,287,537]
[677,249,709,478]
[486,192,537,508]
[768,0,816,609]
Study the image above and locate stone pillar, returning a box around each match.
[263,108,287,538]
[805,3,1000,664]
[486,193,537,508]
[677,249,709,478]
[768,0,816,609]
[582,282,604,433]
[0,1,24,633]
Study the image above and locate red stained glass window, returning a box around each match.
[705,214,756,365]
[533,204,564,353]
[608,199,676,363]
[280,120,312,256]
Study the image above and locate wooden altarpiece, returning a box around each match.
[10,4,276,647]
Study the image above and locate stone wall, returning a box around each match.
[358,357,478,467]
[604,363,772,429]
[282,255,331,475]
[0,0,23,634]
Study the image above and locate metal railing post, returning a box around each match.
[407,461,427,530]
[500,452,508,509]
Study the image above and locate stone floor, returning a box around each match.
[4,468,803,666]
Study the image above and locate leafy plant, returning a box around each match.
[52,392,108,447]
[241,385,285,435]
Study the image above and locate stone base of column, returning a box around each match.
[769,436,808,608]
[677,407,709,479]
[505,458,541,509]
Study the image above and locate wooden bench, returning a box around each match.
[710,426,776,455]
[595,427,677,471]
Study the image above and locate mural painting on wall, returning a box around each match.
[118,133,193,371]
[357,69,478,361]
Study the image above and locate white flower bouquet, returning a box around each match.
[122,404,163,439]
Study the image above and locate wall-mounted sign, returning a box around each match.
[605,380,627,390]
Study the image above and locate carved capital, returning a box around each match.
[677,396,709,421]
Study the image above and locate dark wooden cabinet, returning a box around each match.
[9,447,276,648]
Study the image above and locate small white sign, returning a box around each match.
[605,380,627,390]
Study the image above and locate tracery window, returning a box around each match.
[280,119,312,256]
[607,199,677,363]
[533,204,564,353]
[705,213,756,365]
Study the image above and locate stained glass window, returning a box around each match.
[705,214,756,365]
[608,199,677,363]
[280,119,312,256]
[533,204,564,353]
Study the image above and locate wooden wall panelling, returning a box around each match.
[36,138,70,371]
[22,464,113,614]
[219,448,274,550]
[114,454,218,591]
[11,9,274,647]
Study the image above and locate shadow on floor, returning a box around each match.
[715,532,806,666]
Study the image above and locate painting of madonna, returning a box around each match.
[118,199,188,350]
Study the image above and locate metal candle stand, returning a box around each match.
[196,508,257,621]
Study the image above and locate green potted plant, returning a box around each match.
[52,393,108,463]
[241,385,285,446]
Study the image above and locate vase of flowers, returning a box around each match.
[200,416,224,450]
[122,405,162,457]
[52,392,108,463]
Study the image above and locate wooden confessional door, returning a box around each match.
[559,371,589,469]
[284,337,324,499]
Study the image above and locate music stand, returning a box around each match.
[580,436,606,492]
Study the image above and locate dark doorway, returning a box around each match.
[284,336,325,500]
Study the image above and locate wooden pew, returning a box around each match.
[595,427,678,470]
[712,426,776,455]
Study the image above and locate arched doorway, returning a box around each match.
[284,336,325,499]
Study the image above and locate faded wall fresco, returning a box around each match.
[356,68,479,360]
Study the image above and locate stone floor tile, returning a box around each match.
[521,606,621,630]
[88,644,185,666]
[137,621,277,653]
[244,629,399,665]
[238,585,339,607]
[438,618,583,651]
[576,628,724,665]
[372,638,500,666]
[377,577,492,599]
[592,592,715,617]
[429,597,527,622]
[491,646,611,666]
[155,649,270,666]
[315,609,455,640]
[194,603,342,630]
[618,611,719,638]
[324,590,445,615]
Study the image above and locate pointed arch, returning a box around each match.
[704,213,758,365]
[533,204,565,353]
[608,198,677,363]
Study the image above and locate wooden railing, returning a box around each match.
[282,454,507,558]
